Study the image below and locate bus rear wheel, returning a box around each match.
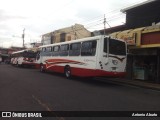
[64,66,71,78]
[16,62,19,67]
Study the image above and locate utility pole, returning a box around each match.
[104,14,111,35]
[22,28,25,48]
[103,14,106,35]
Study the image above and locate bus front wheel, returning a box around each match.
[64,66,71,78]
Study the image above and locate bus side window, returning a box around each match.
[46,47,52,52]
[60,44,69,56]
[45,47,52,56]
[52,45,60,56]
[103,38,108,53]
[41,47,46,56]
[81,40,97,56]
[42,47,46,52]
[69,42,81,56]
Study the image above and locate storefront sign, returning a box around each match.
[119,33,136,45]
[144,25,160,32]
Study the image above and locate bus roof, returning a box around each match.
[39,35,125,48]
[39,35,106,48]
[11,48,38,54]
[11,50,25,54]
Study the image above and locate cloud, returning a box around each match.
[76,8,102,21]
[0,9,26,22]
[0,0,148,48]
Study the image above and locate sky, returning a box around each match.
[0,0,147,48]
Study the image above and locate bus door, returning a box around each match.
[101,37,110,72]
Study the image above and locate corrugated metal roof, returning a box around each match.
[121,0,156,13]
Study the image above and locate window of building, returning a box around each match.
[60,33,66,42]
[67,35,71,41]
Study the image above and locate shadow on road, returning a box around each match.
[71,77,121,87]
[10,64,123,88]
[39,70,121,88]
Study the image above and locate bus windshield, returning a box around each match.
[109,38,126,56]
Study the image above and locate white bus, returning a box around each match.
[36,35,127,78]
[11,49,37,67]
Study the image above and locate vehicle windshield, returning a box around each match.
[109,38,126,55]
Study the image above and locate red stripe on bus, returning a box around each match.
[45,65,126,77]
[45,59,85,65]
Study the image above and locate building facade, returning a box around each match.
[121,0,160,29]
[42,24,91,45]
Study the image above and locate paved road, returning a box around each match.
[0,64,160,119]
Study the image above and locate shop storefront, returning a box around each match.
[128,48,160,83]
[110,24,160,83]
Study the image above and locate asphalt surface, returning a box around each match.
[0,64,160,120]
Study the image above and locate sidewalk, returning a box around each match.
[98,77,160,91]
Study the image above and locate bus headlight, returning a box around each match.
[112,60,118,65]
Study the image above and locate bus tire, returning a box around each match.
[16,62,19,67]
[64,66,71,79]
[40,64,45,72]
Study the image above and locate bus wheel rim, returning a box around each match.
[41,65,43,71]
[66,70,70,77]
[65,67,71,78]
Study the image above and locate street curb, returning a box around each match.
[95,77,160,91]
